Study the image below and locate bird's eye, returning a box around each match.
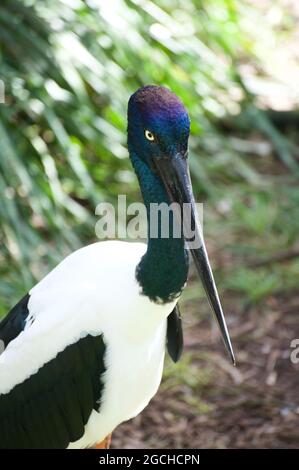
[145,130,155,141]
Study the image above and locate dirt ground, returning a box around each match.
[112,288,299,448]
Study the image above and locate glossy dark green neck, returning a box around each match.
[131,153,189,304]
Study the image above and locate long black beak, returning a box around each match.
[152,153,235,365]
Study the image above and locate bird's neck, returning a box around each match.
[131,153,189,304]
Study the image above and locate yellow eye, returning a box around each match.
[145,130,155,141]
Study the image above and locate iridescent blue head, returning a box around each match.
[128,85,190,164]
[127,85,235,365]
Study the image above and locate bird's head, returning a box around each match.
[128,85,190,163]
[128,85,235,365]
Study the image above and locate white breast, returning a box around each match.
[69,317,168,449]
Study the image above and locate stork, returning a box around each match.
[0,85,234,449]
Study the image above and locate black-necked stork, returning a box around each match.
[0,86,234,449]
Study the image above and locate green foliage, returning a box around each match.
[225,267,280,303]
[0,0,297,314]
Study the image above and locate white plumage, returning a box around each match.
[0,241,176,448]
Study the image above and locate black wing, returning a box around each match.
[167,303,183,363]
[0,334,106,449]
[0,294,30,348]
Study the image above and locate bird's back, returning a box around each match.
[0,241,148,394]
[0,240,173,448]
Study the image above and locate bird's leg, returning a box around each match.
[92,433,112,449]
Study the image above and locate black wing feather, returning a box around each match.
[0,294,30,347]
[0,334,106,449]
[167,303,183,363]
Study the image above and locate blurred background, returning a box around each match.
[0,0,299,448]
